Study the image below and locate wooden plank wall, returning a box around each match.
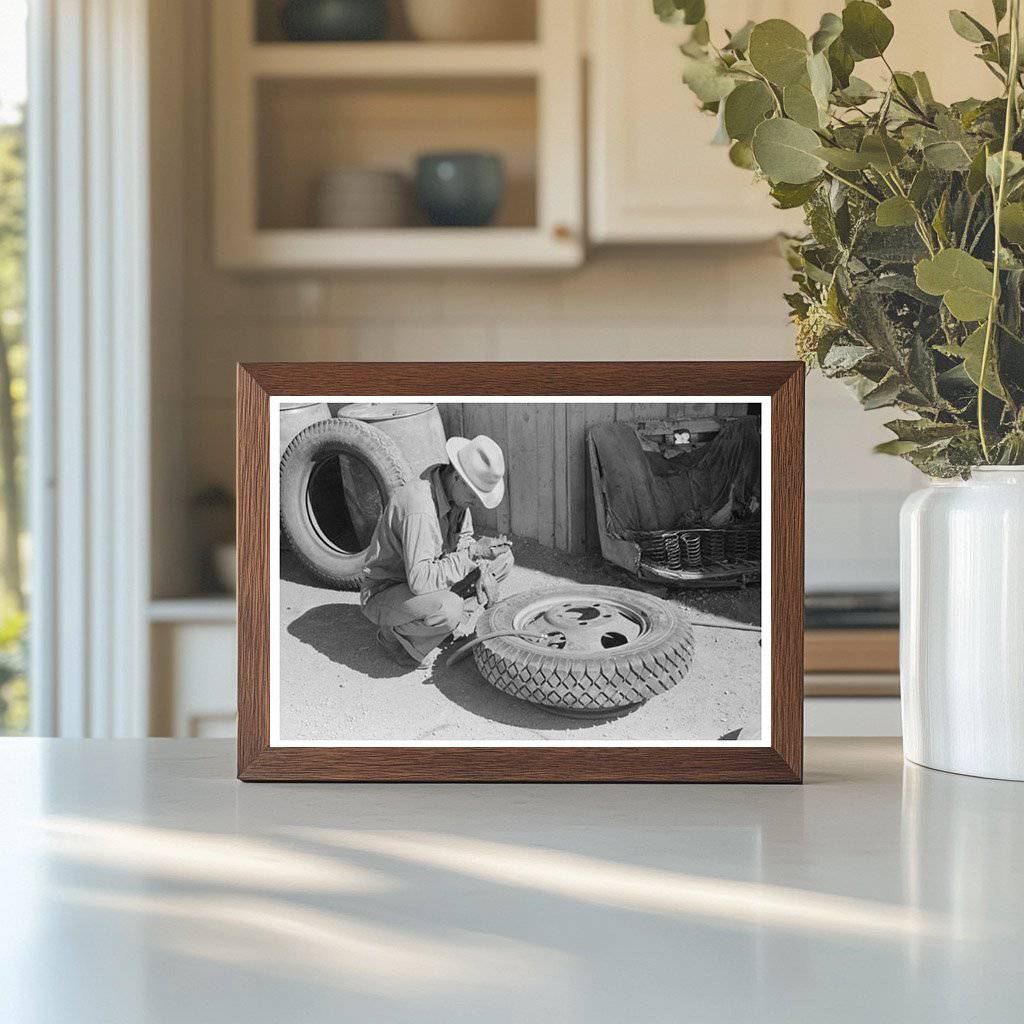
[437,402,745,554]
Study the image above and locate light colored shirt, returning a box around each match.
[360,465,475,598]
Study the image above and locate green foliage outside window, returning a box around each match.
[0,110,27,733]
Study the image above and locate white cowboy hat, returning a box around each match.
[445,434,506,509]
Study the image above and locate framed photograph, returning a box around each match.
[237,362,803,782]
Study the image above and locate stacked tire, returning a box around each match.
[279,416,409,589]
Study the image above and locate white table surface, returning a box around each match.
[2,738,1022,1024]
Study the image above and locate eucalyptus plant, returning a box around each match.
[659,0,1024,475]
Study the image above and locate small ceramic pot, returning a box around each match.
[404,0,534,41]
[280,0,387,42]
[415,152,504,227]
[315,168,409,228]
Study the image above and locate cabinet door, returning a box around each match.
[587,1,998,244]
[588,1,814,243]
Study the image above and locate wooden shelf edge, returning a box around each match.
[248,41,544,79]
[217,227,583,270]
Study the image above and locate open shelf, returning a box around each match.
[213,0,581,268]
[257,76,537,232]
[254,0,538,45]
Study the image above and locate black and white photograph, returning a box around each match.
[270,397,769,746]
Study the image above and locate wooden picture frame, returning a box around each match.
[237,362,804,782]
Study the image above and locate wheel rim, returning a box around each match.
[511,593,652,655]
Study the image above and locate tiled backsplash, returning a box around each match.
[173,249,917,595]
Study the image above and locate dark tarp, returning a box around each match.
[589,416,761,535]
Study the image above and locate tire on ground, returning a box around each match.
[473,585,694,714]
[280,416,410,589]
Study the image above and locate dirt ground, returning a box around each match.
[277,536,762,744]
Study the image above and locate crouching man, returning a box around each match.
[359,434,514,666]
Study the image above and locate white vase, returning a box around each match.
[900,467,1024,780]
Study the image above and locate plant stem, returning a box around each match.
[881,54,929,120]
[821,167,879,203]
[979,0,1021,463]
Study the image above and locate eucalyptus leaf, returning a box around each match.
[807,51,833,111]
[810,12,843,54]
[842,1,895,60]
[876,196,918,228]
[967,143,993,193]
[885,419,963,443]
[724,81,775,143]
[959,324,1007,398]
[815,146,872,171]
[999,202,1024,242]
[932,190,951,246]
[913,71,935,105]
[923,141,973,171]
[682,55,737,103]
[915,249,994,321]
[827,35,855,89]
[909,165,937,205]
[860,133,906,173]
[770,179,820,209]
[748,19,810,87]
[874,438,921,455]
[892,72,919,100]
[711,105,731,145]
[690,19,710,45]
[724,20,755,53]
[729,140,758,170]
[948,10,993,44]
[752,117,827,184]
[836,76,878,105]
[653,0,705,25]
[986,150,1024,190]
[862,374,902,409]
[783,83,822,129]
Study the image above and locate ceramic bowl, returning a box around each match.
[281,0,388,42]
[414,152,504,228]
[403,0,534,42]
[315,168,409,228]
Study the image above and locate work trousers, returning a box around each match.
[361,549,514,663]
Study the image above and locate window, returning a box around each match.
[0,0,28,734]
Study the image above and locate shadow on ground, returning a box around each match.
[287,603,411,681]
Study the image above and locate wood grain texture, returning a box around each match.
[236,361,804,783]
[236,365,271,778]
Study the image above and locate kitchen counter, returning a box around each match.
[2,738,1021,1023]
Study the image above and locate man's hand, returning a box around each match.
[475,564,501,608]
[471,535,512,560]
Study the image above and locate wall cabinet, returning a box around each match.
[588,1,813,243]
[212,1,1003,262]
[586,0,997,244]
[212,0,583,268]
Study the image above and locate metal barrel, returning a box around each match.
[336,402,449,479]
